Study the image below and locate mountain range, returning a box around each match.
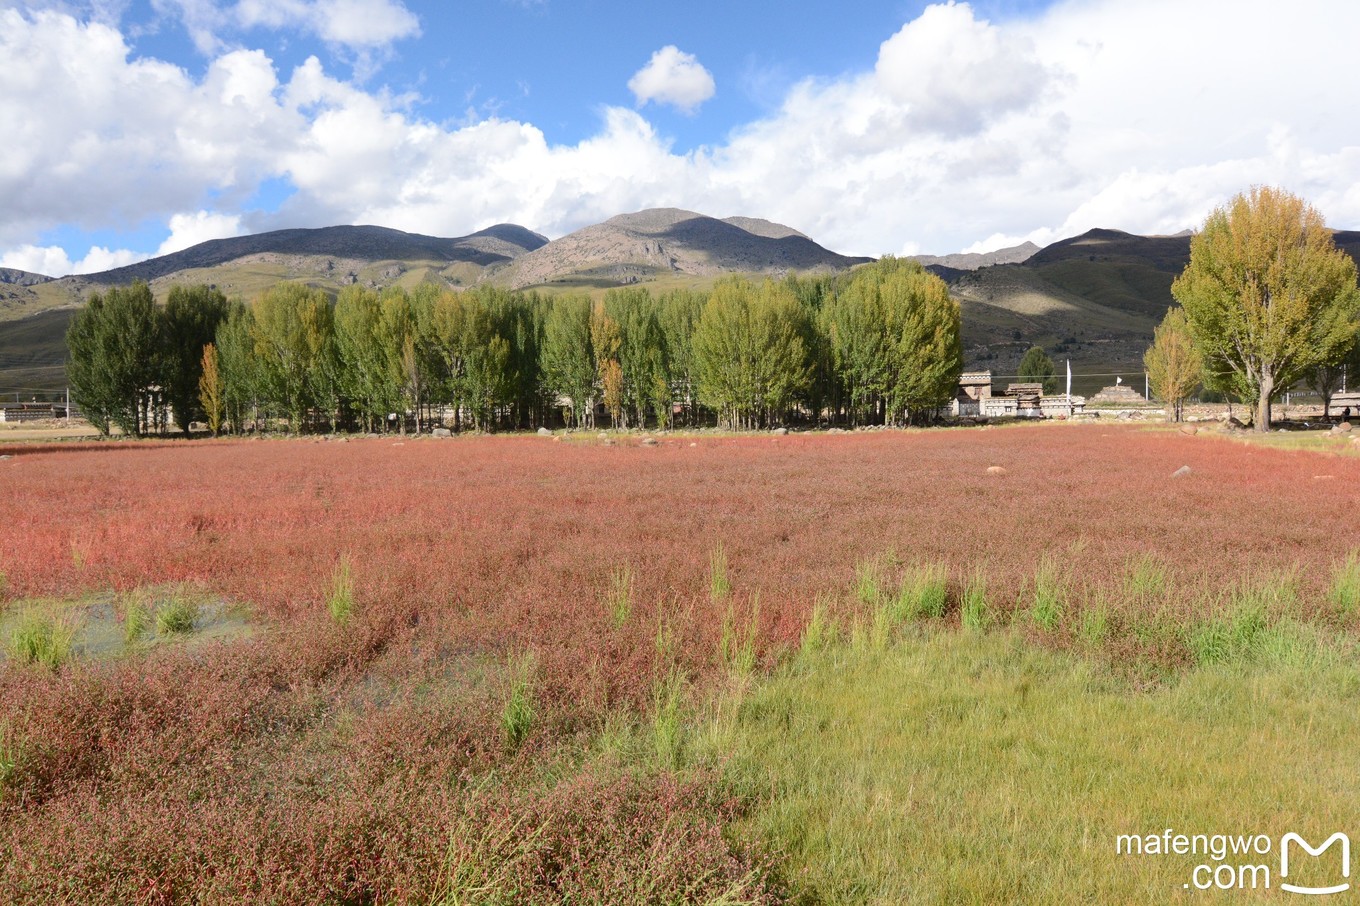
[4,210,1360,398]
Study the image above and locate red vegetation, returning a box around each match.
[1,425,1358,901]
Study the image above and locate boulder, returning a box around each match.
[1171,465,1192,479]
[432,427,452,438]
[1179,425,1198,436]
[986,465,1007,475]
[537,427,553,436]
[772,427,788,435]
[1331,422,1353,434]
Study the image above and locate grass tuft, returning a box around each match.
[799,595,838,658]
[709,543,731,604]
[326,554,355,626]
[1123,552,1168,605]
[719,596,760,677]
[1029,555,1065,632]
[501,656,535,752]
[854,553,886,607]
[1329,551,1360,618]
[1078,601,1110,648]
[155,592,199,636]
[8,611,74,669]
[606,565,633,630]
[122,591,151,643]
[960,572,989,632]
[892,562,949,621]
[651,668,685,769]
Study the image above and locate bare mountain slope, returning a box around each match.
[499,208,870,289]
[913,241,1039,271]
[83,224,547,286]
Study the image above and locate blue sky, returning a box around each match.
[2,0,1359,275]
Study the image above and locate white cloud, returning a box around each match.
[6,0,1360,271]
[154,0,419,55]
[627,45,716,114]
[157,210,246,255]
[875,1,1050,136]
[0,244,147,277]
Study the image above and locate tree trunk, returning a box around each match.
[1255,371,1274,432]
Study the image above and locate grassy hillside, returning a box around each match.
[0,309,72,398]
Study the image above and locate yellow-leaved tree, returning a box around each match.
[1172,186,1360,431]
[1143,307,1202,422]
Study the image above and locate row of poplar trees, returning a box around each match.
[67,256,963,436]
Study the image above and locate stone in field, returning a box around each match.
[986,465,1007,475]
[1171,465,1192,478]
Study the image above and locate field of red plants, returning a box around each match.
[2,424,1359,902]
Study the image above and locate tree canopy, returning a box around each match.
[1016,346,1058,394]
[1173,186,1360,431]
[67,267,968,435]
[1143,307,1202,422]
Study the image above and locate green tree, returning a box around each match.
[162,284,229,435]
[214,303,262,434]
[541,295,596,428]
[1305,334,1360,419]
[334,286,401,432]
[1017,346,1058,394]
[694,277,810,429]
[605,288,669,428]
[250,283,336,433]
[198,343,224,436]
[885,263,963,423]
[1143,307,1203,422]
[1173,186,1360,431]
[824,258,961,426]
[658,289,706,425]
[66,281,162,436]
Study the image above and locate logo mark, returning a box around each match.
[1280,833,1351,896]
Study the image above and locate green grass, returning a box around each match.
[606,565,633,630]
[1124,552,1167,605]
[651,668,685,769]
[719,597,760,677]
[0,722,20,804]
[710,543,731,603]
[155,593,199,635]
[716,628,1360,904]
[800,595,838,657]
[7,610,74,668]
[501,657,535,752]
[327,554,355,626]
[891,562,949,621]
[960,572,989,632]
[1329,550,1360,618]
[1029,555,1066,632]
[122,591,151,643]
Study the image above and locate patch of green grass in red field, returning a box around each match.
[1,424,1358,901]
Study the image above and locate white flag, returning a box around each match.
[1066,360,1072,398]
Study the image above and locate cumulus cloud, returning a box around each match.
[875,1,1050,136]
[0,244,147,277]
[5,0,1360,270]
[627,46,716,114]
[157,210,246,255]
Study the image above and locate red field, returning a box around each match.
[2,425,1359,902]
